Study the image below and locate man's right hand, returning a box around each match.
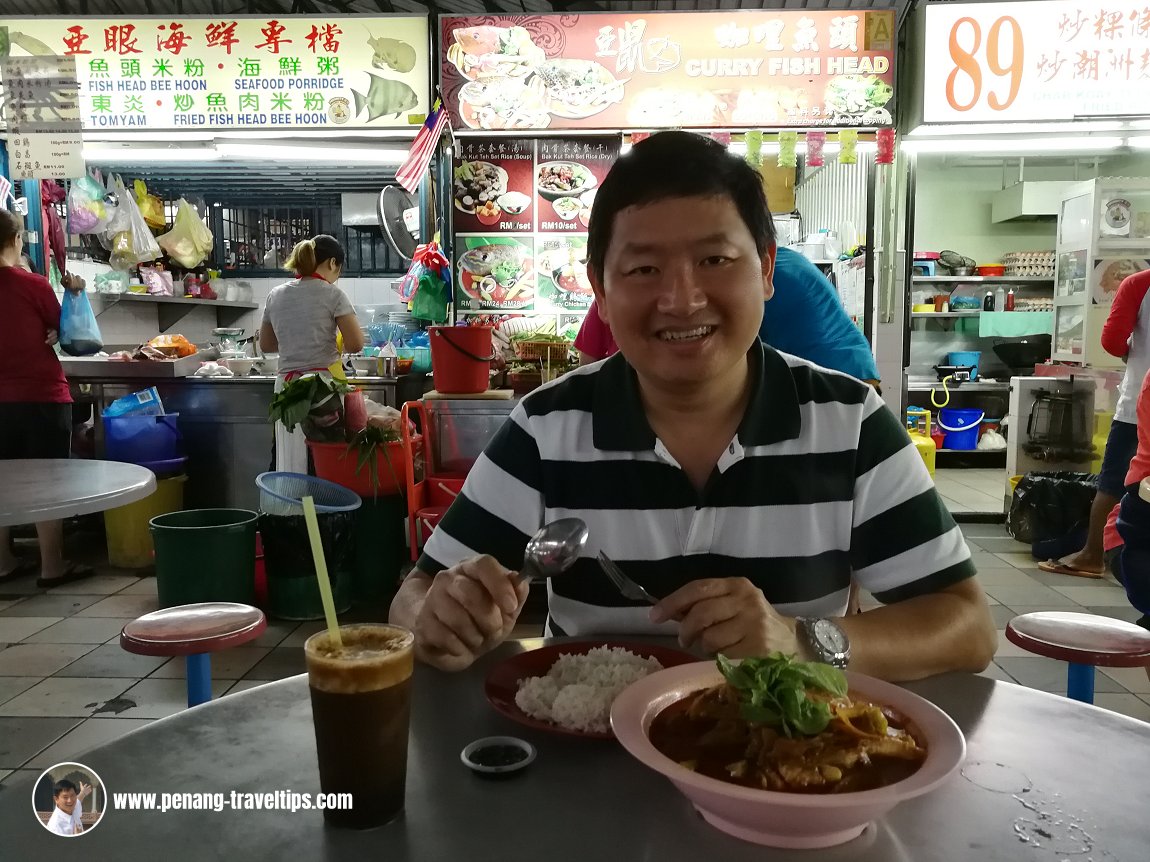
[413,555,529,672]
[62,273,86,292]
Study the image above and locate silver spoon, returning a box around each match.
[518,518,588,583]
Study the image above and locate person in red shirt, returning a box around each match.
[0,209,93,587]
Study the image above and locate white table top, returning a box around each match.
[0,459,156,526]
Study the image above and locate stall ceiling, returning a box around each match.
[88,161,397,197]
[3,1,914,20]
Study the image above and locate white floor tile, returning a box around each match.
[22,618,133,645]
[74,595,160,618]
[1052,586,1138,607]
[0,617,64,643]
[1099,666,1150,694]
[114,678,232,720]
[0,677,134,717]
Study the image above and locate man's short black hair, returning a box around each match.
[587,131,776,283]
[53,779,78,798]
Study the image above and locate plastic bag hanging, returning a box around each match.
[838,130,859,165]
[876,128,896,165]
[67,175,109,234]
[777,131,798,168]
[158,198,215,268]
[119,176,163,264]
[59,289,104,356]
[396,241,450,303]
[806,131,827,168]
[133,179,166,230]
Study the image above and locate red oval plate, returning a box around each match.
[485,640,697,740]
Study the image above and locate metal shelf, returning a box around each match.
[912,276,1054,284]
[908,381,1012,392]
[1097,238,1150,251]
[936,448,1007,454]
[910,311,982,318]
[93,293,259,332]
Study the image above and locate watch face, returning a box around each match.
[813,618,849,656]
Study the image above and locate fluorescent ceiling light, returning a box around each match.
[82,145,219,162]
[217,143,408,163]
[902,136,1126,155]
[908,120,1150,137]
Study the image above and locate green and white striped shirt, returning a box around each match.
[418,341,975,636]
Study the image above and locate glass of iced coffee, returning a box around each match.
[304,623,414,828]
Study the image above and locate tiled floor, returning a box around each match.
[935,467,1006,514]
[1,524,1148,783]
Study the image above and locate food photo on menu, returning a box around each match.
[535,138,619,233]
[535,236,593,311]
[452,138,535,233]
[455,236,536,312]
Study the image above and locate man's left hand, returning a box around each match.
[45,329,58,346]
[650,578,801,658]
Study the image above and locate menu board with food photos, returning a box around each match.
[453,134,617,315]
[535,138,616,233]
[452,138,535,233]
[455,235,536,312]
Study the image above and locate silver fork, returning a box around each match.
[596,551,657,605]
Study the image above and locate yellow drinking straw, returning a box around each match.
[302,495,342,650]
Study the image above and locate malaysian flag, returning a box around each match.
[0,175,11,210]
[395,97,450,194]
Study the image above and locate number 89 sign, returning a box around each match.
[923,0,1150,124]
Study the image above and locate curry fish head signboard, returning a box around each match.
[0,16,429,132]
[923,1,1150,123]
[440,11,895,131]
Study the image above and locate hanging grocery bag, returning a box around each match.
[59,289,104,356]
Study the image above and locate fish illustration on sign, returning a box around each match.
[366,33,416,74]
[350,72,418,122]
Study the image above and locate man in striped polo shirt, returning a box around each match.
[391,131,995,680]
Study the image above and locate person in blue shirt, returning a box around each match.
[576,246,879,389]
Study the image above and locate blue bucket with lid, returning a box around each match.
[937,408,985,451]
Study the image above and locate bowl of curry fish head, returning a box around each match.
[610,657,965,849]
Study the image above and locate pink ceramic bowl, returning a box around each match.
[610,662,966,849]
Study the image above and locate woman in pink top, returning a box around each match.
[1103,368,1150,572]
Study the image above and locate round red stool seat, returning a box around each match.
[1005,611,1150,668]
[120,602,266,708]
[1006,611,1150,705]
[120,602,266,656]
[416,505,448,529]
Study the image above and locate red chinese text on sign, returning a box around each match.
[256,19,292,53]
[62,25,91,55]
[305,24,342,53]
[104,24,142,55]
[205,21,240,54]
[157,23,192,56]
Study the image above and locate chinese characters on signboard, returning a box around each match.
[0,17,429,132]
[0,55,84,179]
[441,11,895,130]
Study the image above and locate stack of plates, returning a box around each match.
[388,311,419,333]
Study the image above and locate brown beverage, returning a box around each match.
[304,624,414,829]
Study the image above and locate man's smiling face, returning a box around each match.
[55,788,77,814]
[594,193,775,390]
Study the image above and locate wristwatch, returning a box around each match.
[796,617,851,668]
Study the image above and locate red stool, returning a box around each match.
[120,602,266,707]
[1005,611,1150,704]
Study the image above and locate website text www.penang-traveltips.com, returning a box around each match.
[112,790,353,813]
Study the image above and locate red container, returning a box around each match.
[977,264,1005,276]
[307,437,417,498]
[429,325,495,394]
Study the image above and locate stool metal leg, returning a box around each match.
[186,653,212,707]
[1066,662,1095,704]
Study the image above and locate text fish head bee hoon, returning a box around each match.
[586,131,776,391]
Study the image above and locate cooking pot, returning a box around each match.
[993,336,1051,376]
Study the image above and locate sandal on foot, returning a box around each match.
[36,564,96,589]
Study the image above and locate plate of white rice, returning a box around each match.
[485,641,696,738]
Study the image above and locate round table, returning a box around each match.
[1,639,1147,860]
[0,459,156,527]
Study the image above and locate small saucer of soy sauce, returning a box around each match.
[461,736,536,778]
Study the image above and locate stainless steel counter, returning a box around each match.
[72,375,402,510]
